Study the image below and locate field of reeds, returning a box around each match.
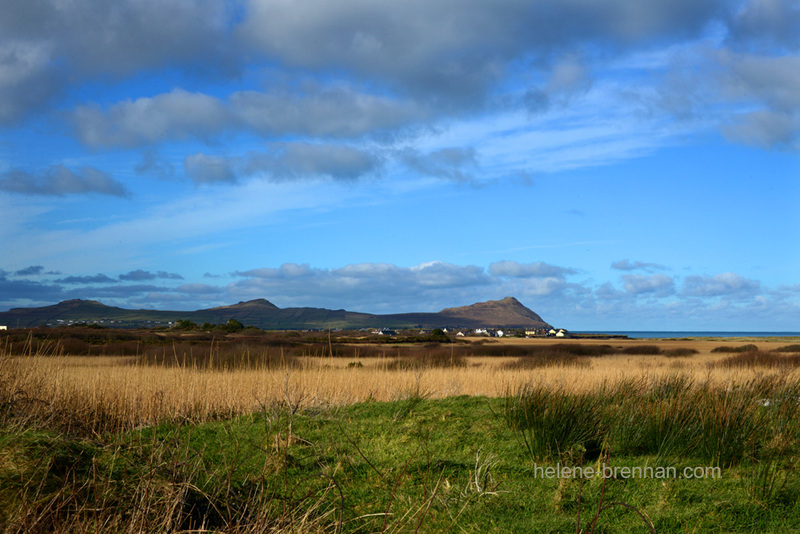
[2,329,800,532]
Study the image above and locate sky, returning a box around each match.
[1,0,799,331]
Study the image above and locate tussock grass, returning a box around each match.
[662,347,699,357]
[502,374,800,467]
[4,336,800,533]
[0,421,343,533]
[618,344,662,355]
[463,343,615,357]
[385,347,467,370]
[772,344,800,353]
[711,344,760,353]
[502,352,591,369]
[0,342,794,436]
[710,351,800,369]
[136,341,305,370]
[502,383,605,460]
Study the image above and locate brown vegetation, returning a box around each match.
[1,333,798,434]
[711,350,800,369]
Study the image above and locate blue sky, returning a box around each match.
[1,0,799,330]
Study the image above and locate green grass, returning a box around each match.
[3,382,800,533]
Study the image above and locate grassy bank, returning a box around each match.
[3,378,800,531]
[2,338,800,532]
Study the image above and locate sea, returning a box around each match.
[574,331,800,339]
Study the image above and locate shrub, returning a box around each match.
[173,320,199,330]
[385,348,467,370]
[224,319,244,333]
[772,344,800,353]
[711,344,759,353]
[426,328,451,343]
[619,345,662,355]
[663,347,699,357]
[711,351,800,369]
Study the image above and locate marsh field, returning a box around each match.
[2,329,800,532]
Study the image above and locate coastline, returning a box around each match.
[573,331,800,340]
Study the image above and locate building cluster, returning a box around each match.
[360,326,569,338]
[462,327,569,338]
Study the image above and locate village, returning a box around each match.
[367,326,570,338]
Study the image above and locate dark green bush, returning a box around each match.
[663,347,699,357]
[619,345,662,355]
[711,344,759,353]
[772,344,800,353]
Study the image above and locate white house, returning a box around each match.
[0,325,6,330]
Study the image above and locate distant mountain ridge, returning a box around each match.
[0,297,551,330]
[439,297,547,326]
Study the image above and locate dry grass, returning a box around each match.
[3,337,799,434]
[3,335,800,533]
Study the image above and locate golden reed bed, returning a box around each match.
[5,337,799,432]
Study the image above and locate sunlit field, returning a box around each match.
[4,333,800,533]
[5,336,799,432]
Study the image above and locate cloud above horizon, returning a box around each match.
[1,260,795,330]
[1,0,797,169]
[611,260,669,272]
[1,1,797,331]
[0,166,129,197]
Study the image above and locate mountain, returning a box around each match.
[438,297,549,327]
[0,299,185,328]
[0,297,551,330]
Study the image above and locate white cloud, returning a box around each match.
[2,256,796,330]
[0,40,60,124]
[233,88,426,139]
[230,261,492,311]
[621,274,675,296]
[727,0,800,50]
[611,259,669,272]
[119,270,184,281]
[72,90,230,148]
[245,143,382,181]
[681,272,761,298]
[184,153,237,184]
[721,109,800,150]
[720,52,800,112]
[0,165,129,197]
[70,87,427,149]
[0,0,234,75]
[399,147,478,182]
[0,179,361,273]
[239,0,724,106]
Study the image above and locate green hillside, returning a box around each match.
[0,297,551,330]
